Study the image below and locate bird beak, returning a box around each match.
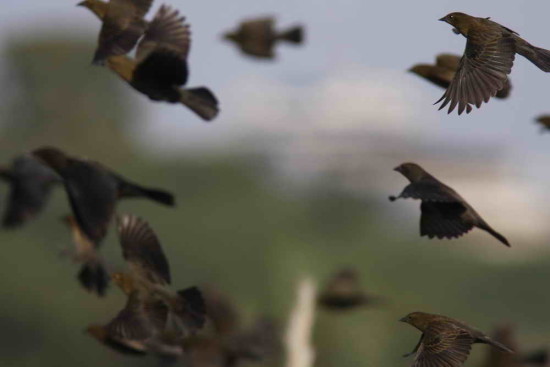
[393,166,402,173]
[76,1,86,6]
[439,16,448,23]
[399,317,407,323]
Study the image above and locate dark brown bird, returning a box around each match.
[410,53,512,99]
[32,147,175,245]
[105,6,219,121]
[86,289,169,355]
[113,214,206,335]
[535,115,550,133]
[224,17,303,59]
[78,0,154,65]
[400,312,513,367]
[317,268,381,311]
[63,215,110,296]
[389,162,510,247]
[436,12,550,114]
[0,154,59,228]
[481,325,520,367]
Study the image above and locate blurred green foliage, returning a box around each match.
[0,37,548,367]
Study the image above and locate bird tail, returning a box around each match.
[174,286,207,331]
[495,79,512,99]
[479,223,510,247]
[481,336,514,353]
[277,26,304,44]
[180,87,219,122]
[78,259,109,297]
[514,37,550,72]
[119,181,175,207]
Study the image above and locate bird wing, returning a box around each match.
[97,0,153,59]
[63,161,118,244]
[413,323,474,367]
[420,202,473,239]
[398,180,462,203]
[2,156,58,228]
[136,5,190,62]
[106,291,155,342]
[435,29,515,115]
[117,214,171,285]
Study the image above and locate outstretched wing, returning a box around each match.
[413,323,474,367]
[420,202,472,240]
[117,214,171,285]
[436,29,515,115]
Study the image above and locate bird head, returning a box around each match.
[394,162,429,182]
[439,12,474,36]
[32,147,69,173]
[399,312,433,331]
[111,272,135,295]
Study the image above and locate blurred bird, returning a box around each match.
[224,17,303,59]
[78,0,154,65]
[389,162,510,247]
[32,147,175,244]
[521,349,549,366]
[63,215,109,296]
[535,115,550,133]
[409,53,512,99]
[400,312,513,367]
[0,154,59,228]
[317,268,381,311]
[114,214,206,336]
[86,289,169,355]
[99,5,219,121]
[481,325,520,367]
[436,12,550,114]
[202,286,241,336]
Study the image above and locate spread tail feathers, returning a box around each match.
[277,26,303,44]
[78,260,109,296]
[515,38,550,72]
[180,87,219,121]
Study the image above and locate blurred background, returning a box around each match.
[0,0,549,366]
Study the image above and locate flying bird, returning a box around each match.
[0,154,59,228]
[535,115,550,133]
[62,215,110,296]
[113,214,206,336]
[32,147,175,245]
[81,4,220,121]
[318,268,381,311]
[409,53,512,99]
[389,162,510,247]
[400,311,513,367]
[78,0,154,65]
[224,17,303,59]
[436,12,550,114]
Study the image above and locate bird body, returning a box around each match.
[32,147,175,244]
[318,268,380,310]
[390,162,510,246]
[224,17,303,59]
[400,312,513,367]
[436,12,550,114]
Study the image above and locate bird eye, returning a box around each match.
[449,15,454,19]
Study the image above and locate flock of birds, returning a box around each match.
[3,1,550,366]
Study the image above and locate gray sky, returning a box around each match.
[1,0,550,243]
